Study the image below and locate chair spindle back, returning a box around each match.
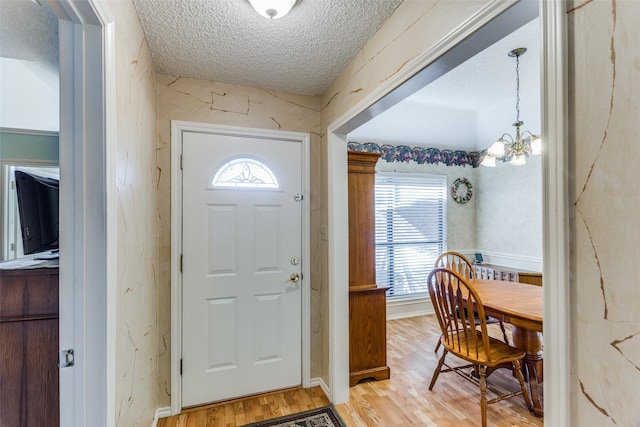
[427,268,494,362]
[434,251,475,280]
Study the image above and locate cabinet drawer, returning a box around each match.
[0,269,59,318]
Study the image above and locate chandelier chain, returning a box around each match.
[515,52,520,123]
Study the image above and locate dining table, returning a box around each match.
[470,278,544,417]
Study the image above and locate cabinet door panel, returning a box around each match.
[0,318,59,427]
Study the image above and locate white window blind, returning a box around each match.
[375,173,447,298]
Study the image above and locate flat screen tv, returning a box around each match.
[14,170,60,255]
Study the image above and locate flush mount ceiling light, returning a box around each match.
[248,0,297,19]
[481,47,541,167]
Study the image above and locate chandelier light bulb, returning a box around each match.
[488,140,506,157]
[530,136,542,155]
[480,155,497,167]
[510,154,527,166]
[248,0,297,19]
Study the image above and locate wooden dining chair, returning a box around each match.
[433,252,509,353]
[427,268,533,427]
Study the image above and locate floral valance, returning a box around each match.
[347,141,485,168]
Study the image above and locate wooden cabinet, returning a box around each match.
[347,151,390,386]
[0,266,59,427]
[517,271,543,287]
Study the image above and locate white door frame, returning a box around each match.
[170,121,311,414]
[327,1,569,426]
[51,0,117,425]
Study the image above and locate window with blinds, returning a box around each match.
[375,173,447,298]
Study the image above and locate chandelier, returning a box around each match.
[481,47,541,167]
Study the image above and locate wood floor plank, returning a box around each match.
[159,315,543,426]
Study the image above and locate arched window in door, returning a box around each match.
[211,157,279,189]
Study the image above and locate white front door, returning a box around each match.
[181,128,304,407]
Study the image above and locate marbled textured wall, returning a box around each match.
[111,0,640,423]
[568,0,640,425]
[155,76,320,407]
[108,0,159,425]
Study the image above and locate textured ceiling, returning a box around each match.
[132,0,403,96]
[0,0,58,70]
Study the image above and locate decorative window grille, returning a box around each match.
[375,173,447,298]
[211,157,279,189]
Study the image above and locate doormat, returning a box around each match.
[240,405,345,427]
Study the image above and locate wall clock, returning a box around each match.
[451,177,473,204]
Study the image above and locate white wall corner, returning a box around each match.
[310,377,332,403]
[152,407,172,427]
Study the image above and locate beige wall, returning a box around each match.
[108,0,159,425]
[568,0,640,425]
[108,0,640,424]
[155,75,321,407]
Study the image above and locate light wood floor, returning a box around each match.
[159,315,543,426]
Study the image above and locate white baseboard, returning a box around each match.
[310,376,331,401]
[386,296,434,320]
[152,407,172,426]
